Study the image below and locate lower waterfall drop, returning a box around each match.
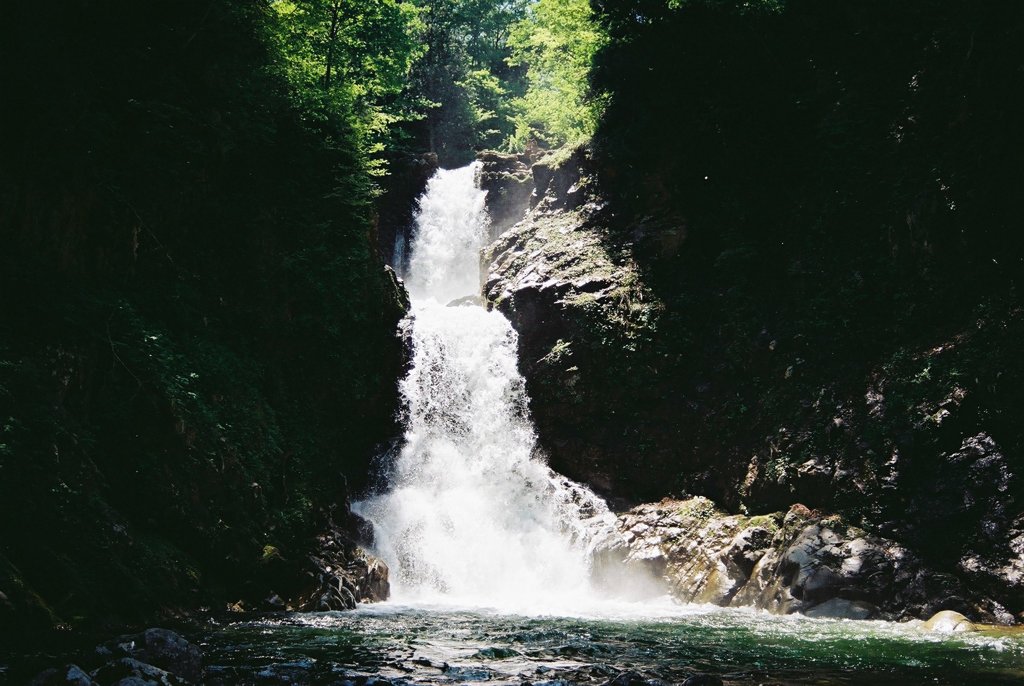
[355,163,620,612]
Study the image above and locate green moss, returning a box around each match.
[262,545,284,562]
[745,513,782,533]
[539,339,574,366]
[676,496,723,522]
[536,144,582,170]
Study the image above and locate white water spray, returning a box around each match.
[403,164,489,303]
[356,164,631,612]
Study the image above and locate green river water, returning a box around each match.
[199,602,1024,685]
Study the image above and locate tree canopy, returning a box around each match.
[508,0,606,149]
[266,0,608,167]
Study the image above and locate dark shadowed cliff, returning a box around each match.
[0,0,406,644]
[481,0,1024,621]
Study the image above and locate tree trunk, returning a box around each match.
[324,0,342,89]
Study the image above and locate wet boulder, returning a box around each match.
[91,657,183,686]
[922,610,976,633]
[290,523,390,612]
[803,598,879,620]
[28,665,96,686]
[615,498,963,620]
[681,676,723,686]
[604,670,663,686]
[95,629,202,684]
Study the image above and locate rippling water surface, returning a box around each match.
[202,603,1024,685]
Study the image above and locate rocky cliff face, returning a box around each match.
[376,152,439,273]
[476,151,535,240]
[606,498,1013,622]
[480,147,1024,623]
[482,148,672,504]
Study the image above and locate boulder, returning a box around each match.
[804,598,879,620]
[290,523,390,612]
[613,498,967,620]
[922,610,976,633]
[447,294,486,307]
[90,658,182,686]
[682,676,723,686]
[250,511,389,613]
[29,665,96,686]
[604,671,658,686]
[95,629,202,684]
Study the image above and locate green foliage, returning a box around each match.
[272,0,610,163]
[268,0,424,173]
[508,0,607,149]
[403,0,530,164]
[0,0,406,642]
[676,496,722,522]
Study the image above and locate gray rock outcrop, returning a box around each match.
[256,515,391,613]
[95,628,203,684]
[295,543,390,612]
[476,151,534,239]
[604,497,1010,622]
[477,142,1024,623]
[481,147,669,503]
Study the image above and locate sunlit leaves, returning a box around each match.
[507,0,606,149]
[269,0,424,166]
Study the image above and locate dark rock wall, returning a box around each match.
[376,152,439,274]
[480,131,1024,621]
[0,1,404,645]
[585,0,1024,620]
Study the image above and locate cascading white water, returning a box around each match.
[356,163,621,612]
[402,164,489,304]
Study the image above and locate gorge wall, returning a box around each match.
[478,0,1024,622]
[3,0,1023,647]
[481,143,1024,623]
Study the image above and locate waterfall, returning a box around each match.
[355,163,621,612]
[403,164,488,304]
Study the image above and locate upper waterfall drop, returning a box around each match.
[355,162,632,613]
[404,163,489,304]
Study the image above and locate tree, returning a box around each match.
[508,0,606,149]
[270,0,423,173]
[405,0,529,165]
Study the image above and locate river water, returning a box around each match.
[201,603,1024,685]
[202,164,1024,684]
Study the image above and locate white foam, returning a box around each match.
[356,162,631,614]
